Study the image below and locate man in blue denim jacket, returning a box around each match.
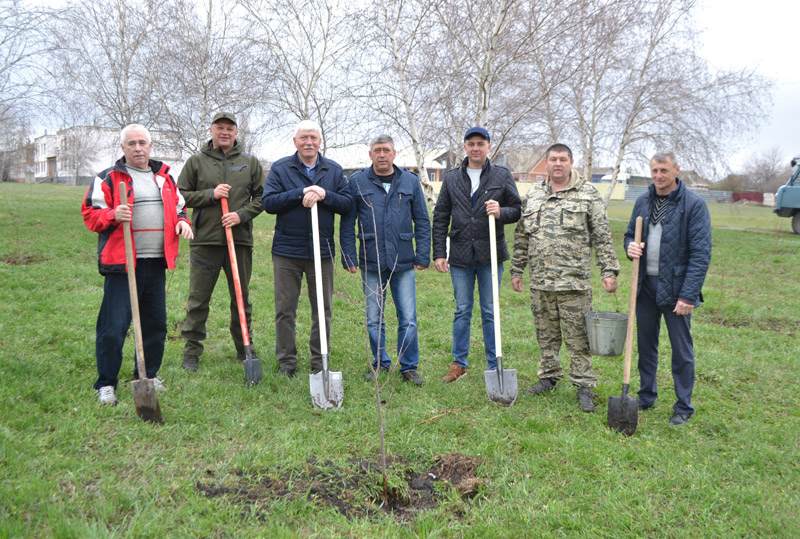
[340,135,431,385]
[625,151,711,426]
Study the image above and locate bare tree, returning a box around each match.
[48,0,168,129]
[57,126,120,185]
[596,0,772,203]
[152,0,269,155]
[742,146,792,193]
[550,0,640,181]
[239,0,361,151]
[355,0,463,207]
[0,0,50,154]
[432,0,586,158]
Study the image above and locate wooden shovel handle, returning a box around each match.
[623,217,643,385]
[119,182,148,381]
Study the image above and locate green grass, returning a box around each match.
[607,199,795,233]
[1,183,799,536]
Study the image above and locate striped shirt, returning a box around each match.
[127,166,164,259]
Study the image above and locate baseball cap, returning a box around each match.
[464,126,490,142]
[211,112,237,125]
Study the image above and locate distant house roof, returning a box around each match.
[600,172,630,183]
[680,170,711,188]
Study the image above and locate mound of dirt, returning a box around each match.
[3,252,46,265]
[197,452,484,521]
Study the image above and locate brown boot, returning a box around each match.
[441,363,466,382]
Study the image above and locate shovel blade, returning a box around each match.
[484,368,518,407]
[244,357,261,386]
[607,393,639,436]
[309,371,343,410]
[130,379,163,424]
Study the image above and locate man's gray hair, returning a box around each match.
[651,151,678,167]
[295,119,322,138]
[370,134,394,150]
[120,124,152,145]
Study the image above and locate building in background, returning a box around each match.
[320,144,448,182]
[32,126,183,185]
[1,142,35,183]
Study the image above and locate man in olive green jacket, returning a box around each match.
[178,112,265,371]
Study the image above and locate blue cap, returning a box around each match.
[464,126,490,142]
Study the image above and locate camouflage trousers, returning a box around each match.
[530,289,595,388]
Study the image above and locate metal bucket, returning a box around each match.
[585,311,628,357]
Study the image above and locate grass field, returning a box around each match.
[1,182,799,537]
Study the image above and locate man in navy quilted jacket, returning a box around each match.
[624,151,711,426]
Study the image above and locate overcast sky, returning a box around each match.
[697,0,800,171]
[265,1,799,176]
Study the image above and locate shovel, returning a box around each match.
[119,182,163,424]
[309,203,343,409]
[484,214,518,406]
[607,216,643,435]
[221,198,261,386]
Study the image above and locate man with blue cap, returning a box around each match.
[432,126,521,382]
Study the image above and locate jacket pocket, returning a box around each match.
[353,189,375,206]
[520,201,541,232]
[561,202,588,231]
[398,232,415,262]
[482,185,501,199]
[358,231,378,262]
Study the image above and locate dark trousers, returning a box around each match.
[94,258,166,389]
[273,254,333,372]
[182,244,253,358]
[636,275,696,415]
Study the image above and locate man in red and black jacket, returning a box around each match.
[81,124,193,406]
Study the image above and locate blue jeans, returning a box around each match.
[450,261,502,370]
[637,275,696,415]
[363,268,419,372]
[94,258,166,389]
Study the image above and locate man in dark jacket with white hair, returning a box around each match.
[625,151,711,426]
[262,120,353,377]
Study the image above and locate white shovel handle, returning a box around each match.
[489,214,502,358]
[311,203,328,357]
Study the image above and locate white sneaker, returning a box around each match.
[98,386,117,406]
[153,376,166,393]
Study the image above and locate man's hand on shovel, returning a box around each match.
[115,204,131,222]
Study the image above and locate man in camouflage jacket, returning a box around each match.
[510,143,619,412]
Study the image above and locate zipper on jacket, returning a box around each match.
[222,155,227,188]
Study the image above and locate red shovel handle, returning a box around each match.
[221,198,250,347]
